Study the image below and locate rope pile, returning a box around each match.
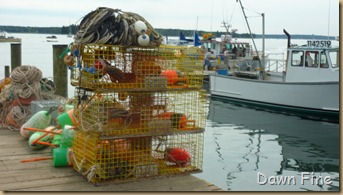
[74,7,163,47]
[0,65,57,130]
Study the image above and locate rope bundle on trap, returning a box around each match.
[74,7,163,47]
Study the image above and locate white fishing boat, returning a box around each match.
[209,31,339,118]
[201,30,258,80]
[46,35,58,42]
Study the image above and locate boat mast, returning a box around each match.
[221,21,230,36]
[262,13,265,68]
[237,0,262,67]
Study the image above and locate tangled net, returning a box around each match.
[74,7,163,47]
[0,65,58,130]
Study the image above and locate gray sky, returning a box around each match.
[0,0,340,36]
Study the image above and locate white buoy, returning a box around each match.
[134,21,147,34]
[138,34,150,46]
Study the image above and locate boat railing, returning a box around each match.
[263,52,286,72]
[264,58,286,72]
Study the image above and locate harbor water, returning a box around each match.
[195,92,339,191]
[0,33,340,191]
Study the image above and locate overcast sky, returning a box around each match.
[0,0,340,36]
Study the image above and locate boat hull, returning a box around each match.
[209,75,339,119]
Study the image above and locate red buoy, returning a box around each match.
[166,147,191,167]
[161,70,178,85]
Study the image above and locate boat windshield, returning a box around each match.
[328,50,339,69]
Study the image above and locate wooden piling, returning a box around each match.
[10,43,21,70]
[53,45,68,98]
[4,65,10,78]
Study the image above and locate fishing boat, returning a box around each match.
[67,25,73,38]
[46,35,58,42]
[209,30,339,119]
[179,31,202,47]
[201,26,258,76]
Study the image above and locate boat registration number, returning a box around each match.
[307,40,331,47]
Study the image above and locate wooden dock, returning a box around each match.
[0,128,222,191]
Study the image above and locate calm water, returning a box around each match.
[0,33,340,191]
[194,91,340,191]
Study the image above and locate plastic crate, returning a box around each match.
[70,45,204,91]
[72,130,203,184]
[73,88,207,137]
[30,100,61,125]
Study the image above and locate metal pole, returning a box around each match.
[237,0,258,55]
[262,13,265,69]
[53,45,68,98]
[11,43,21,70]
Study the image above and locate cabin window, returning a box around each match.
[320,51,329,68]
[328,50,339,68]
[291,51,304,66]
[211,44,216,51]
[305,51,319,68]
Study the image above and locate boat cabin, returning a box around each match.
[201,35,252,59]
[285,40,339,82]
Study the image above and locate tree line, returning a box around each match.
[0,25,254,38]
[0,25,79,35]
[0,25,335,40]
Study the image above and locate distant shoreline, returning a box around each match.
[0,25,337,40]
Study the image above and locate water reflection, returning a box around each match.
[195,97,339,191]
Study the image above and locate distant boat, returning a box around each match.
[67,25,73,38]
[46,35,58,42]
[179,31,201,47]
[0,31,21,43]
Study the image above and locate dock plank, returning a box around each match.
[0,128,223,191]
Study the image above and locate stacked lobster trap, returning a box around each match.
[73,88,207,137]
[68,7,206,185]
[70,45,204,90]
[72,131,204,183]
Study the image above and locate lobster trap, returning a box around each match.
[72,130,204,184]
[73,87,207,137]
[68,41,207,184]
[70,45,204,91]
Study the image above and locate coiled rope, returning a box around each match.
[74,7,163,47]
[11,65,42,99]
[0,65,57,129]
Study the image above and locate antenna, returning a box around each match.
[327,0,331,40]
[196,16,198,31]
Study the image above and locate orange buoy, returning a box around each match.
[63,54,74,67]
[165,147,191,167]
[161,70,179,85]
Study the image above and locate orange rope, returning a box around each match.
[36,141,58,148]
[20,156,53,163]
[23,127,62,135]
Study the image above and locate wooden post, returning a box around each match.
[5,66,10,78]
[53,45,68,98]
[11,43,21,70]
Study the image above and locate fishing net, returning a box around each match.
[74,7,163,47]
